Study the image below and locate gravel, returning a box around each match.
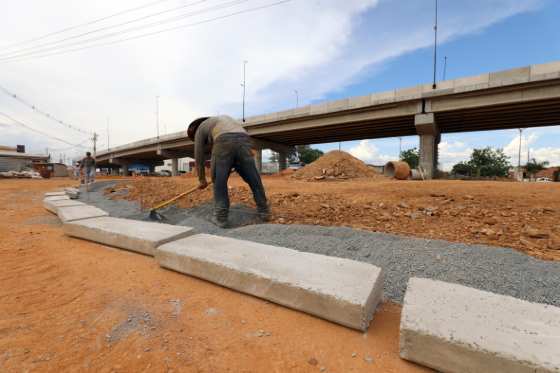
[79,181,560,306]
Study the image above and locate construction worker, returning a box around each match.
[187,115,269,228]
[79,151,96,184]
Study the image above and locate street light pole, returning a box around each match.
[518,128,523,173]
[242,60,248,122]
[107,117,110,150]
[156,95,160,139]
[432,0,438,89]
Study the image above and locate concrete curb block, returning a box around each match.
[400,278,560,373]
[65,187,80,199]
[63,217,196,256]
[156,234,384,331]
[43,198,86,214]
[44,191,66,197]
[44,195,70,202]
[57,205,109,223]
[43,189,384,331]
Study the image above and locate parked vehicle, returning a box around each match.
[536,177,552,182]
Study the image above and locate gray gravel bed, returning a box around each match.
[79,181,560,306]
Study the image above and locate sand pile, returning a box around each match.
[292,150,379,181]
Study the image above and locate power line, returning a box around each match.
[0,0,249,62]
[0,0,176,52]
[0,111,90,147]
[0,0,211,59]
[47,138,92,151]
[0,84,92,135]
[1,0,292,64]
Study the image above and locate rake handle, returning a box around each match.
[150,182,211,212]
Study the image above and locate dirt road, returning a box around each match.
[0,178,429,373]
[111,175,560,261]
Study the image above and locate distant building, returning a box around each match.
[261,162,279,174]
[535,167,560,181]
[157,157,194,173]
[0,145,49,172]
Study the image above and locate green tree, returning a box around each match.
[469,148,510,177]
[451,147,511,177]
[399,148,419,169]
[525,158,549,178]
[289,145,324,164]
[451,161,474,176]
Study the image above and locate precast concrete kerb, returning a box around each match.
[42,185,385,332]
[41,186,560,372]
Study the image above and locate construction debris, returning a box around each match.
[384,161,411,180]
[0,170,43,179]
[292,150,380,181]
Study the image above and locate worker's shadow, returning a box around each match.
[157,202,263,232]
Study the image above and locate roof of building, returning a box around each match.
[0,150,49,160]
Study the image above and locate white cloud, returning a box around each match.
[348,140,393,165]
[503,131,539,165]
[502,131,560,166]
[438,140,473,171]
[531,147,560,166]
[0,0,544,163]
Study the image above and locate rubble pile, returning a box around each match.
[292,151,380,181]
[0,170,42,179]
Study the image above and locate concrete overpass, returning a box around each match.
[97,60,560,178]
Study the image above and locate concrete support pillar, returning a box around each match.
[254,148,262,174]
[110,168,119,176]
[148,165,155,174]
[171,158,179,176]
[121,162,130,176]
[278,151,288,172]
[415,113,440,179]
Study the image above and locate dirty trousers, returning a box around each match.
[211,133,268,222]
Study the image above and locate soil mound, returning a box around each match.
[292,150,379,181]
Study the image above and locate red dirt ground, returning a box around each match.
[110,175,560,261]
[0,178,431,373]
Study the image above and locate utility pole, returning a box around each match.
[93,132,98,157]
[527,132,530,164]
[517,128,523,173]
[399,137,402,157]
[294,90,299,108]
[156,95,160,138]
[442,56,448,80]
[432,0,439,89]
[107,117,110,150]
[241,60,248,122]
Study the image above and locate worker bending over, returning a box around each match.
[187,115,269,228]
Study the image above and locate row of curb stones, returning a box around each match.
[43,188,560,372]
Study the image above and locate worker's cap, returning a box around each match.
[187,117,210,141]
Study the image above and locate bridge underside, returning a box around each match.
[97,97,560,175]
[96,60,560,179]
[438,98,560,133]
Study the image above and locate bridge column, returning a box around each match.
[121,161,130,176]
[171,158,179,176]
[415,113,440,179]
[254,148,262,174]
[278,151,288,172]
[110,168,119,176]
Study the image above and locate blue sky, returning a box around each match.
[1,0,559,167]
[302,0,560,169]
[311,0,560,168]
